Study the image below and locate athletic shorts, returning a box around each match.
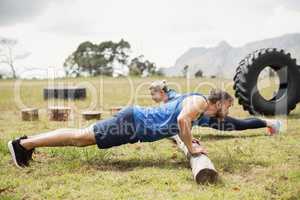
[90,107,138,149]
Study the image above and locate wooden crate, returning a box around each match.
[48,106,71,121]
[82,111,102,120]
[21,108,39,121]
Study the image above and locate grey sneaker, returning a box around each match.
[267,120,282,136]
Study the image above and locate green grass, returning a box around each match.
[0,76,299,200]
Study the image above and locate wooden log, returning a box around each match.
[110,106,123,116]
[21,108,39,121]
[48,106,71,121]
[172,135,218,184]
[82,111,102,120]
[43,87,86,100]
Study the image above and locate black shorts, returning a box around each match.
[92,107,138,149]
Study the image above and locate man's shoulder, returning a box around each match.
[181,92,204,99]
[182,94,208,110]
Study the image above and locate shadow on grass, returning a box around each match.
[213,156,270,174]
[83,157,189,172]
[198,133,264,142]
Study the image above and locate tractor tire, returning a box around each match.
[233,48,300,115]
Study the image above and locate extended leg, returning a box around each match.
[8,127,96,168]
[195,115,280,133]
[208,116,267,131]
[20,128,96,150]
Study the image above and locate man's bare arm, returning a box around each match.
[177,95,208,155]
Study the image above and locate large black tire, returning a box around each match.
[233,48,300,115]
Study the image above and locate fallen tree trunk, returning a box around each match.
[172,135,218,184]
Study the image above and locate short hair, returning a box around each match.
[149,80,168,92]
[208,88,233,104]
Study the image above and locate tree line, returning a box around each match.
[63,39,160,77]
[0,38,161,79]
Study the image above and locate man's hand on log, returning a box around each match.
[190,144,208,156]
[192,138,201,145]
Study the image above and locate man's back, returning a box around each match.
[133,93,202,142]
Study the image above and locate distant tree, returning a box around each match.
[182,65,189,77]
[128,55,156,76]
[0,37,30,78]
[63,54,80,77]
[64,39,131,76]
[145,60,156,75]
[100,39,130,66]
[195,69,203,77]
[155,68,165,76]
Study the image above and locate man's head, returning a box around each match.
[206,89,234,119]
[149,80,169,103]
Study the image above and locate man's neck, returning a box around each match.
[163,94,169,103]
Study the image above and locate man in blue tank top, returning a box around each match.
[149,80,282,135]
[8,89,280,168]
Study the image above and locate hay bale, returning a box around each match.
[21,108,39,121]
[82,111,102,120]
[48,106,71,121]
[110,106,123,116]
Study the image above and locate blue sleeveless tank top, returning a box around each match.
[133,93,205,142]
[166,89,180,101]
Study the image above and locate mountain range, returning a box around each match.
[163,33,300,78]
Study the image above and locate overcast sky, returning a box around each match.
[1,0,300,77]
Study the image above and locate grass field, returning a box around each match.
[0,77,299,200]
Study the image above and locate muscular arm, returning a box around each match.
[177,95,208,154]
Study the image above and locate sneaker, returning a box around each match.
[267,120,282,136]
[17,135,35,160]
[7,137,32,168]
